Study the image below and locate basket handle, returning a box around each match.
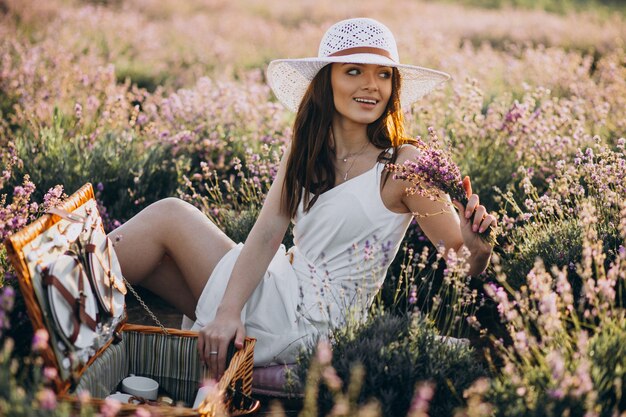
[47,207,87,223]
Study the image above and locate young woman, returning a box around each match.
[110,18,496,377]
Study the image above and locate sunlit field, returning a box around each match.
[1,0,626,415]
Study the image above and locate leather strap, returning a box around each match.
[43,273,80,344]
[84,244,99,258]
[74,262,98,331]
[43,263,97,345]
[85,241,120,316]
[47,207,85,223]
[88,239,128,297]
[328,46,395,62]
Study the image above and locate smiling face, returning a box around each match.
[330,63,393,128]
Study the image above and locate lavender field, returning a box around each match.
[1,0,626,416]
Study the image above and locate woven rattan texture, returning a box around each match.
[5,183,259,416]
[5,183,96,391]
[318,18,399,61]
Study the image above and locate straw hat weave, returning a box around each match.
[266,18,450,112]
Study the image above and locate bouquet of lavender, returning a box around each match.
[386,129,496,246]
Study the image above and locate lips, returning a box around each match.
[353,97,378,105]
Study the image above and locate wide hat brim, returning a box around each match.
[267,53,450,113]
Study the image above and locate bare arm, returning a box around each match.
[198,145,292,376]
[386,146,496,276]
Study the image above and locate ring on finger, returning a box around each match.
[209,351,218,355]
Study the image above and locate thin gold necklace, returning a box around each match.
[337,141,370,181]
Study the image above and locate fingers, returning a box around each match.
[199,330,213,368]
[464,194,479,219]
[198,328,224,379]
[234,326,245,350]
[469,204,497,234]
[208,339,218,379]
[197,330,205,361]
[472,205,487,233]
[452,194,496,234]
[216,339,229,378]
[198,321,247,380]
[453,194,480,226]
[205,335,230,379]
[479,213,498,234]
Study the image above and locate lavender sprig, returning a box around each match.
[387,129,496,245]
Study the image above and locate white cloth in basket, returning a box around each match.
[191,155,412,365]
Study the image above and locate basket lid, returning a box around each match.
[4,183,128,393]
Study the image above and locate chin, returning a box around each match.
[357,115,384,125]
[334,106,385,126]
[347,112,384,125]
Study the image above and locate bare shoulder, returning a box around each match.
[380,143,422,214]
[394,143,423,164]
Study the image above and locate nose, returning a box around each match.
[361,71,379,91]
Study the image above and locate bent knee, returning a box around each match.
[144,197,223,242]
[144,197,205,226]
[150,197,197,215]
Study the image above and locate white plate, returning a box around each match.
[88,228,126,318]
[46,254,98,349]
[105,392,136,403]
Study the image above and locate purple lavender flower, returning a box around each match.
[387,135,466,202]
[36,388,57,410]
[408,284,417,305]
[0,286,16,338]
[32,328,49,352]
[386,133,496,245]
[0,286,15,311]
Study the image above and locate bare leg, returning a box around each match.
[138,254,197,319]
[108,198,236,318]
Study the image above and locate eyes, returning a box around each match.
[346,66,392,79]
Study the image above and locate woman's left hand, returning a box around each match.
[452,177,497,257]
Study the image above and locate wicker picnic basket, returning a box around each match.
[4,183,260,416]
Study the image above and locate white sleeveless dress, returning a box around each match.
[191,155,412,365]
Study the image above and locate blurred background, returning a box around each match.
[1,0,625,324]
[2,2,626,415]
[1,0,624,90]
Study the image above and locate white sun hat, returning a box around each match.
[266,17,451,113]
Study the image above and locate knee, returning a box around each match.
[155,197,191,209]
[147,197,199,220]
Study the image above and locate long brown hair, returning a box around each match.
[281,64,411,218]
